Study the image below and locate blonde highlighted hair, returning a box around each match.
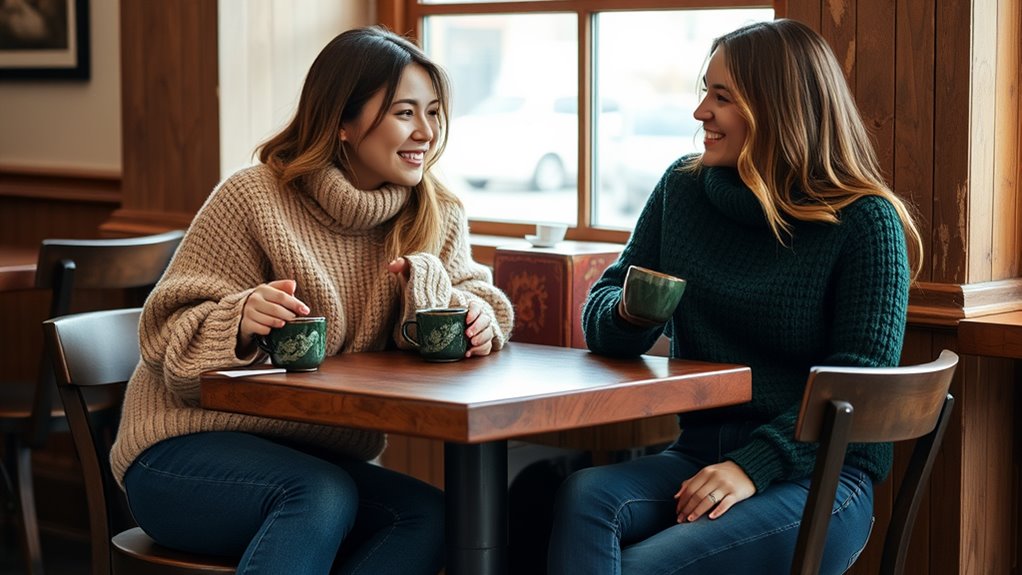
[258,26,459,258]
[685,19,923,279]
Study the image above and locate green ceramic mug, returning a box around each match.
[257,316,327,372]
[622,265,686,324]
[401,307,468,362]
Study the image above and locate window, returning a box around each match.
[394,1,775,242]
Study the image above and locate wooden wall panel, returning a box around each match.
[968,0,999,283]
[784,0,823,28]
[821,0,857,88]
[932,0,971,283]
[381,435,445,489]
[106,0,218,236]
[894,0,936,284]
[992,0,1022,279]
[855,0,896,179]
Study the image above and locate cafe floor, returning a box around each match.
[0,528,89,575]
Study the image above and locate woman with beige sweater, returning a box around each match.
[111,26,514,575]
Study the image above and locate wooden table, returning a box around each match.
[958,311,1022,358]
[0,246,37,292]
[201,342,751,575]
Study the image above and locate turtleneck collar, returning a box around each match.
[300,165,411,232]
[700,166,768,228]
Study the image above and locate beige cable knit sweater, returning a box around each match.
[110,164,514,487]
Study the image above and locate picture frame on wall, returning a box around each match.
[0,0,89,80]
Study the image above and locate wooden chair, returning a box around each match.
[791,350,958,575]
[44,307,236,574]
[0,230,184,574]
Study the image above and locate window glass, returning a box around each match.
[592,9,774,229]
[419,6,773,234]
[424,13,578,225]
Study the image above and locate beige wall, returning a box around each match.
[218,0,372,177]
[0,0,121,173]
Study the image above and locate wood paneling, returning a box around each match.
[932,0,971,283]
[856,0,896,178]
[993,0,1022,279]
[105,0,217,237]
[894,0,936,283]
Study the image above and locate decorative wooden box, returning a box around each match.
[494,241,623,348]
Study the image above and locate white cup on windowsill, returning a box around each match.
[526,223,567,248]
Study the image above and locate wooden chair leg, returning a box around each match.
[11,437,44,575]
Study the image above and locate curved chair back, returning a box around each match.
[45,308,236,575]
[791,350,958,575]
[35,229,185,317]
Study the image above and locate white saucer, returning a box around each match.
[525,234,560,248]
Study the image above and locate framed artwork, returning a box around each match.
[0,0,89,80]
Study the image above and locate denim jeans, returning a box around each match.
[124,431,444,575]
[547,424,874,575]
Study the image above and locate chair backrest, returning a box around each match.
[791,349,958,575]
[27,230,184,447]
[35,229,185,317]
[44,308,144,575]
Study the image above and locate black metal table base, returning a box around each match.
[444,440,509,575]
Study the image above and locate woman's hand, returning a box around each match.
[238,279,310,351]
[674,460,756,522]
[617,298,664,329]
[464,300,494,358]
[388,257,411,281]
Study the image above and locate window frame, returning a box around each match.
[381,0,780,243]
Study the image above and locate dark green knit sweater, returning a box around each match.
[583,160,910,493]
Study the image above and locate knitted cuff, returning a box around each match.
[161,289,258,399]
[404,252,454,310]
[726,439,786,494]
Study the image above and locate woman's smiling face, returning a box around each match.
[340,63,440,190]
[693,49,748,169]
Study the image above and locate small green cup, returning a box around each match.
[623,265,686,324]
[257,316,327,372]
[401,307,468,362]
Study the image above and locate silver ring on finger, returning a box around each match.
[706,492,719,505]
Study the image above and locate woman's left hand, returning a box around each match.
[674,460,756,522]
[388,257,411,281]
[464,300,493,358]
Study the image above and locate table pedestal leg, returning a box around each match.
[444,440,508,575]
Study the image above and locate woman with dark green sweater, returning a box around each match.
[548,19,923,575]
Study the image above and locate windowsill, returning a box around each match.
[470,233,625,267]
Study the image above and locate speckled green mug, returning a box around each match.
[401,307,468,362]
[257,316,327,372]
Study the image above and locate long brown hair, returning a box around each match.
[258,26,458,258]
[685,19,923,279]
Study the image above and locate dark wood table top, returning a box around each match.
[0,246,37,292]
[201,342,751,443]
[958,311,1022,359]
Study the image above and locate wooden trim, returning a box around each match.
[908,278,1022,326]
[409,0,769,17]
[99,209,195,237]
[0,165,121,204]
[377,0,409,35]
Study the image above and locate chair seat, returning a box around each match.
[0,382,119,429]
[112,528,237,573]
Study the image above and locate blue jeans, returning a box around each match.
[124,431,444,575]
[548,424,874,575]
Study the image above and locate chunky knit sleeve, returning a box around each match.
[397,202,514,351]
[726,196,910,491]
[582,164,684,357]
[138,172,273,402]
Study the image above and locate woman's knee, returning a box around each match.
[554,467,612,512]
[282,462,360,531]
